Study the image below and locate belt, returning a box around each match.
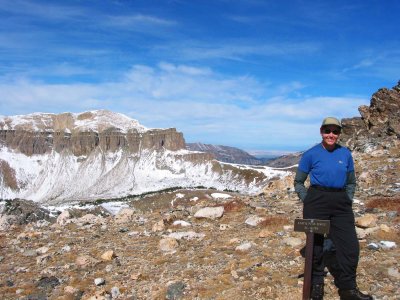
[311,185,345,192]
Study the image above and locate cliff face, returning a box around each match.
[339,81,400,196]
[0,111,185,156]
[0,128,185,156]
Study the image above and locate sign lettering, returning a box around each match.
[294,218,330,234]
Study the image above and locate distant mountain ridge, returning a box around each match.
[186,143,262,165]
[263,152,302,168]
[186,142,301,168]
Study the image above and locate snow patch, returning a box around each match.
[211,193,232,199]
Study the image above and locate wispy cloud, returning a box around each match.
[105,14,176,28]
[342,58,377,73]
[0,62,368,150]
[154,40,321,62]
[339,48,400,80]
[0,0,86,20]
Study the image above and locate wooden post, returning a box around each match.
[303,232,314,300]
[294,219,330,300]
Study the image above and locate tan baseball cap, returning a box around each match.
[321,117,342,128]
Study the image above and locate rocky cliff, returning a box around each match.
[0,110,185,156]
[0,110,289,203]
[339,81,400,196]
[340,81,400,152]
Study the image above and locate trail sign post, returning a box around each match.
[294,219,330,300]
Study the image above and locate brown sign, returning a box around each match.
[294,218,330,234]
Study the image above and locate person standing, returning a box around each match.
[294,117,372,300]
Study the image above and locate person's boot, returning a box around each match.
[338,288,373,300]
[311,283,324,300]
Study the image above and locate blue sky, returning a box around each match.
[0,0,399,153]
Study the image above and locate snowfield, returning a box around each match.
[0,146,290,204]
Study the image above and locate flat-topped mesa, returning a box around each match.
[0,110,186,156]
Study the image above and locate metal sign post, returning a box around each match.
[294,219,330,300]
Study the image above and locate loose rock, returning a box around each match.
[159,237,179,253]
[283,237,303,247]
[111,286,121,298]
[194,206,224,219]
[166,281,186,300]
[379,241,397,250]
[245,215,265,227]
[235,242,254,252]
[152,219,166,232]
[36,276,60,290]
[101,250,116,261]
[356,214,378,228]
[75,255,100,268]
[114,208,136,224]
[94,277,105,286]
[168,231,205,240]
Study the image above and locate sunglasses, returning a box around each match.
[322,128,341,135]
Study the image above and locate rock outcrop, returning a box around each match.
[340,81,400,152]
[0,199,54,226]
[339,81,400,196]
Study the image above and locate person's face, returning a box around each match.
[320,125,341,147]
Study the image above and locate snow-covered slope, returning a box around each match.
[0,110,290,204]
[0,110,147,133]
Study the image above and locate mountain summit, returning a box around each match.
[0,110,147,134]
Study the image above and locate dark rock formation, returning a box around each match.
[339,81,400,196]
[0,159,18,190]
[0,199,54,224]
[340,81,400,151]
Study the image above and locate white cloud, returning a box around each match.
[0,63,369,151]
[342,58,376,73]
[173,42,321,61]
[105,14,176,28]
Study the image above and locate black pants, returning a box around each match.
[303,186,359,290]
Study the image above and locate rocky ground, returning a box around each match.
[0,189,399,300]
